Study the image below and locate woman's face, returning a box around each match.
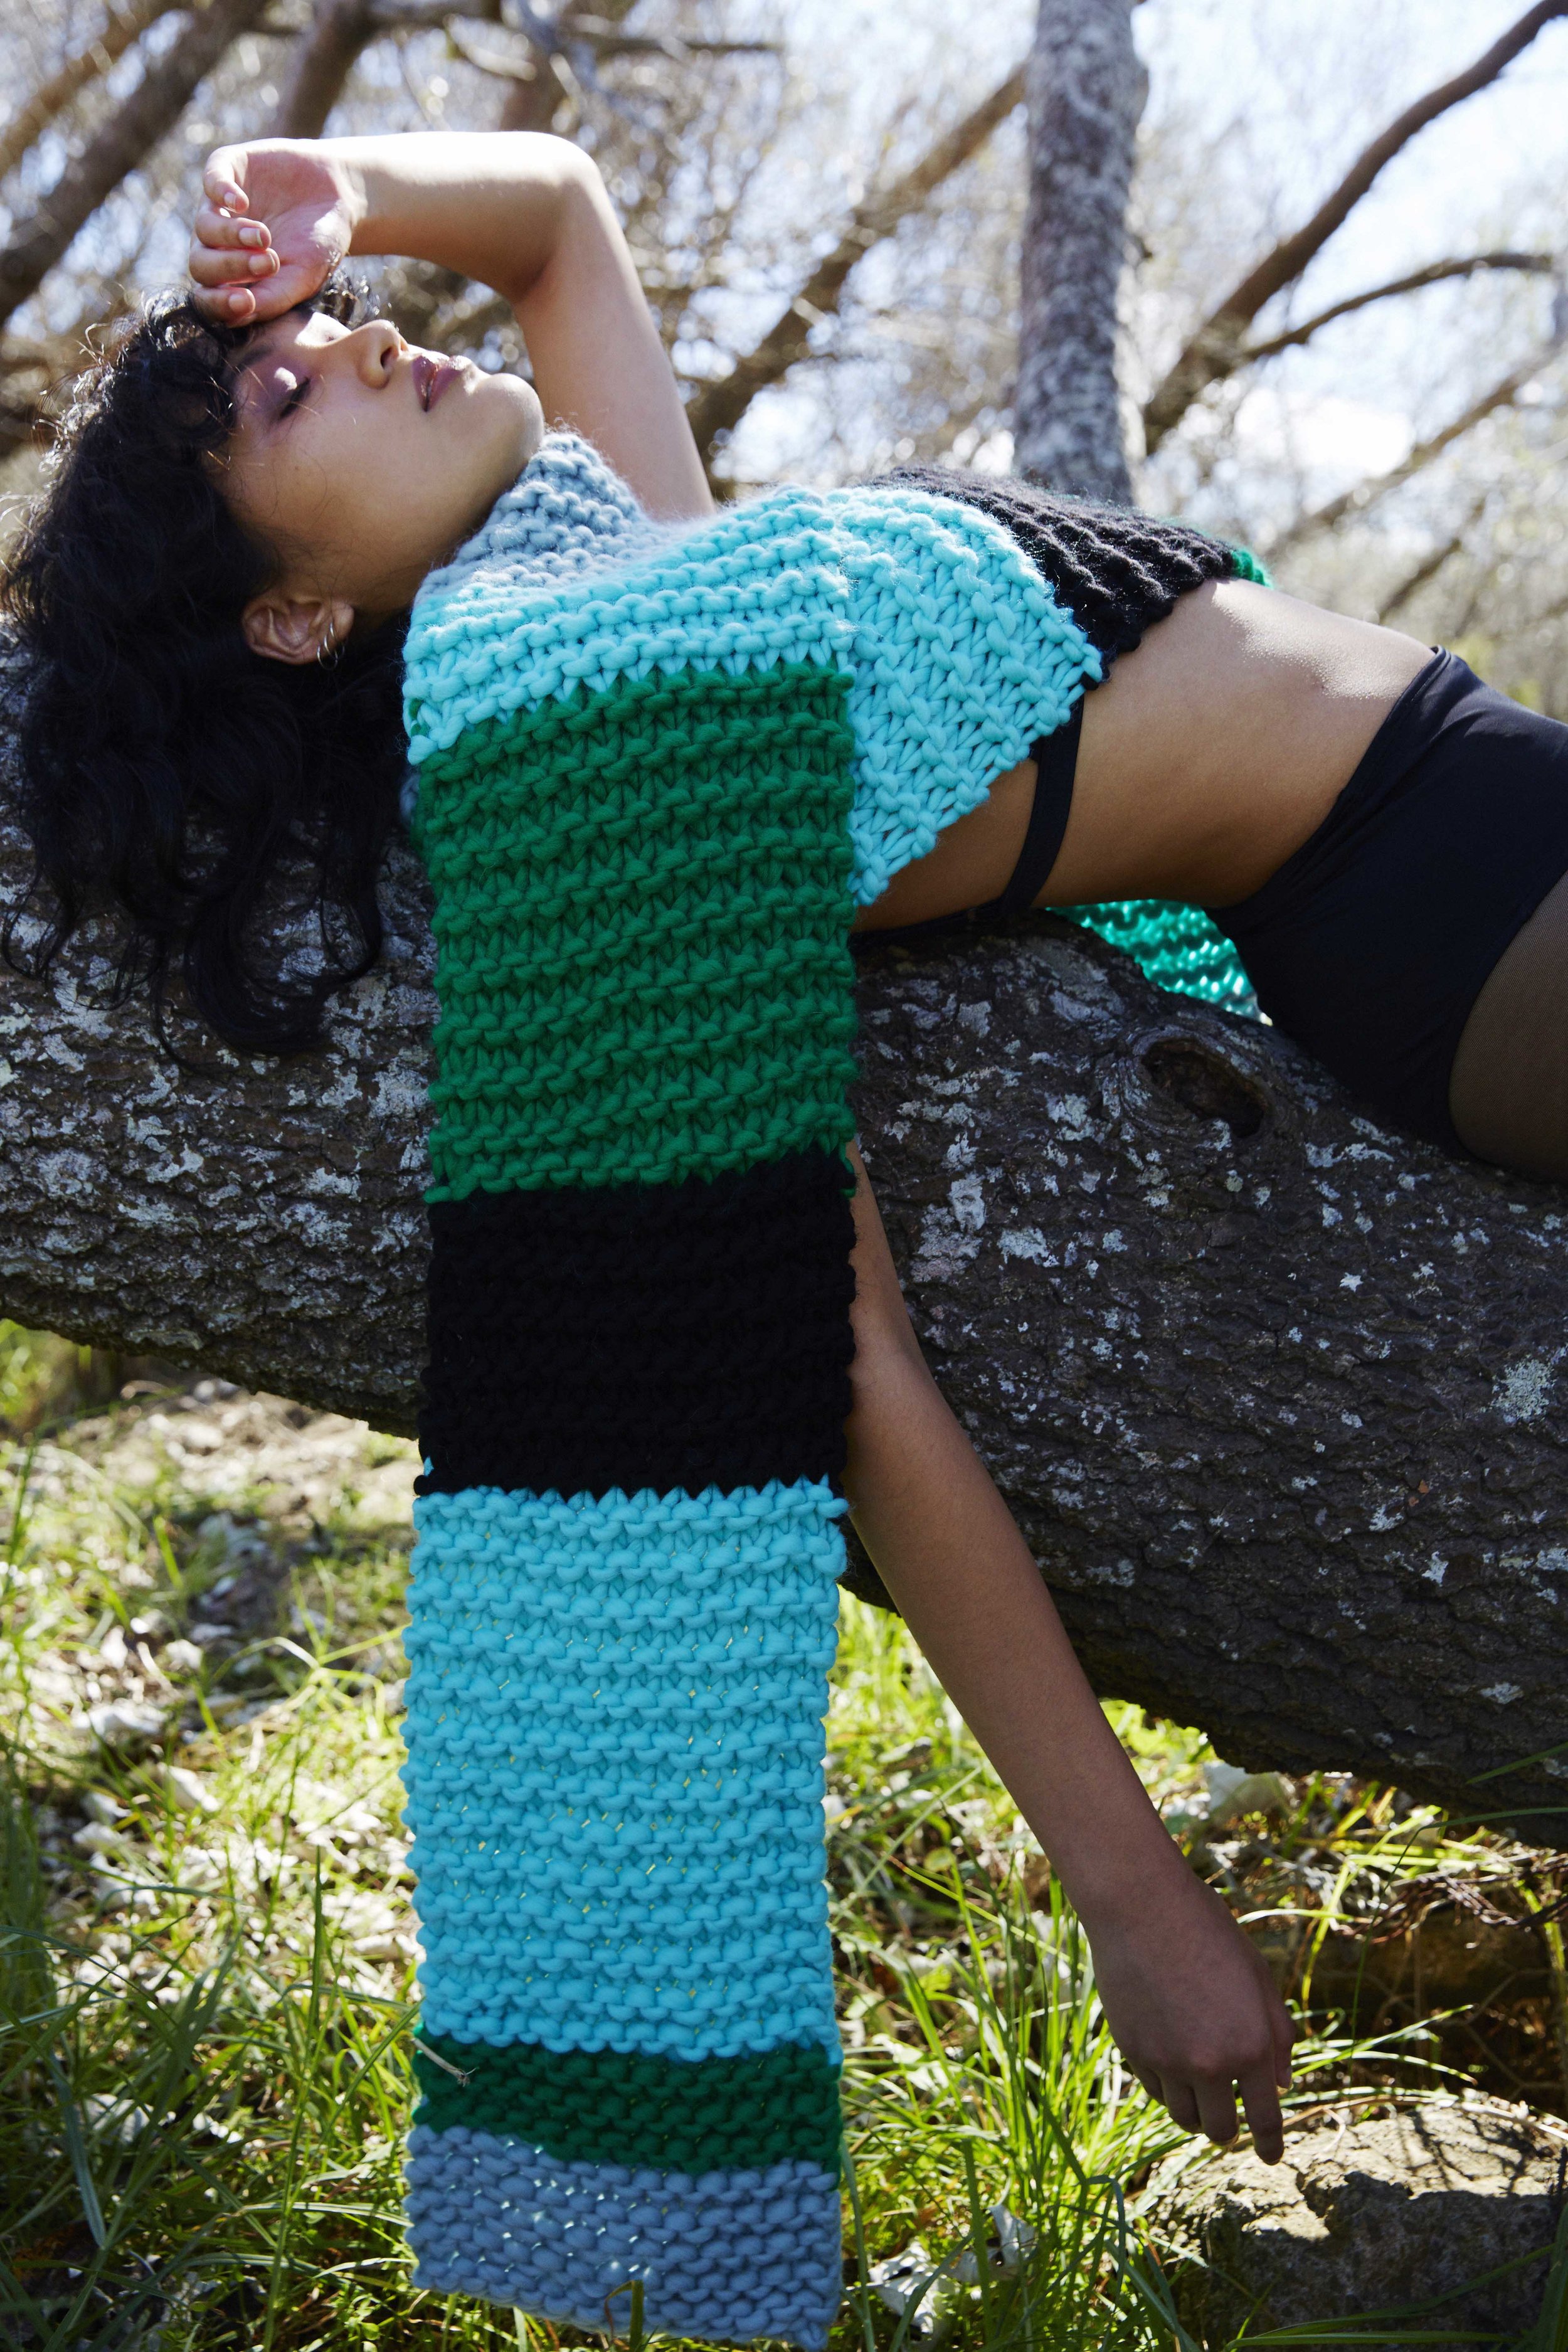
[215,307,543,662]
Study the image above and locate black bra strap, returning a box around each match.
[982,699,1084,914]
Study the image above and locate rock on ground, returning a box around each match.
[1153,2102,1567,2348]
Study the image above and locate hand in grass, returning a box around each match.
[1083,1862,1295,2162]
[188,140,360,326]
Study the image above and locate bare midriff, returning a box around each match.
[856,576,1568,1177]
[852,578,1434,933]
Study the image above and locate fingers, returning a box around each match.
[1239,2061,1286,2166]
[1193,2075,1242,2150]
[201,146,250,213]
[1158,2075,1202,2138]
[192,199,273,255]
[1148,2057,1287,2164]
[188,230,278,290]
[188,250,278,325]
[189,168,278,320]
[194,258,319,327]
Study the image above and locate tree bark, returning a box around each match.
[0,0,275,337]
[1014,0,1143,501]
[4,795,1568,1843]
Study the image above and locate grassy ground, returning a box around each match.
[2,1326,1566,2350]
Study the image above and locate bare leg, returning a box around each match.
[1449,866,1568,1177]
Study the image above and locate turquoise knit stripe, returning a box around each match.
[1061,898,1259,1010]
[403,433,1100,908]
[406,2131,842,2349]
[403,1480,844,2060]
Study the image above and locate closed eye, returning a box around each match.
[279,376,310,418]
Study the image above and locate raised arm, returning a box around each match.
[842,1143,1295,2159]
[191,131,711,521]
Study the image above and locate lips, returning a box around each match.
[415,354,459,411]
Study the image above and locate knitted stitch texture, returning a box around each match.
[400,432,1222,2346]
[406,431,1101,919]
[418,1148,857,1497]
[873,465,1266,1010]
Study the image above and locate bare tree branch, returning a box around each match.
[271,0,381,135]
[0,0,183,185]
[490,0,637,137]
[1239,252,1557,367]
[684,65,1025,471]
[559,27,778,61]
[444,22,775,77]
[1375,490,1489,625]
[1142,1,1568,456]
[1269,346,1561,558]
[0,0,276,337]
[9,793,1568,1838]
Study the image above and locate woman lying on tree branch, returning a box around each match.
[9,125,1559,2339]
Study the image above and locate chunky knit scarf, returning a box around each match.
[392,432,1106,2343]
[395,433,1244,2344]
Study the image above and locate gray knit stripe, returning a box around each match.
[406,2125,840,2348]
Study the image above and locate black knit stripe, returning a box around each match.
[416,1148,858,1498]
[866,465,1237,669]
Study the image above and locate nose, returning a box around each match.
[346,317,405,388]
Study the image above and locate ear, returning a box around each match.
[241,591,355,665]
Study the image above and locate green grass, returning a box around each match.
[1,1329,1565,2350]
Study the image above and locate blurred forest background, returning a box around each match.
[0,0,1563,701]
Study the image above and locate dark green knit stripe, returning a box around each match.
[415,661,859,1201]
[413,2034,842,2175]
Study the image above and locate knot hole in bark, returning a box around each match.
[1142,1037,1269,1140]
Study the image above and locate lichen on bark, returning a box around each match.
[3,798,1567,1841]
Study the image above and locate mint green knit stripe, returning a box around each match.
[416,660,859,1199]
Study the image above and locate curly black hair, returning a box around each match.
[0,272,410,1055]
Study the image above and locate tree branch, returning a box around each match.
[1142,1,1568,455]
[0,0,183,185]
[6,780,1568,1840]
[1239,252,1557,368]
[271,0,381,135]
[486,0,638,139]
[1374,491,1488,626]
[442,23,775,77]
[1268,344,1560,558]
[682,65,1025,471]
[0,0,276,337]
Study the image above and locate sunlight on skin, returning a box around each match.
[213,307,543,663]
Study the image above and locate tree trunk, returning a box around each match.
[1014,0,1143,500]
[4,797,1568,1843]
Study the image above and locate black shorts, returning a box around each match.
[1206,650,1568,1152]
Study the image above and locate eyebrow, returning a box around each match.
[228,336,282,430]
[230,305,314,418]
